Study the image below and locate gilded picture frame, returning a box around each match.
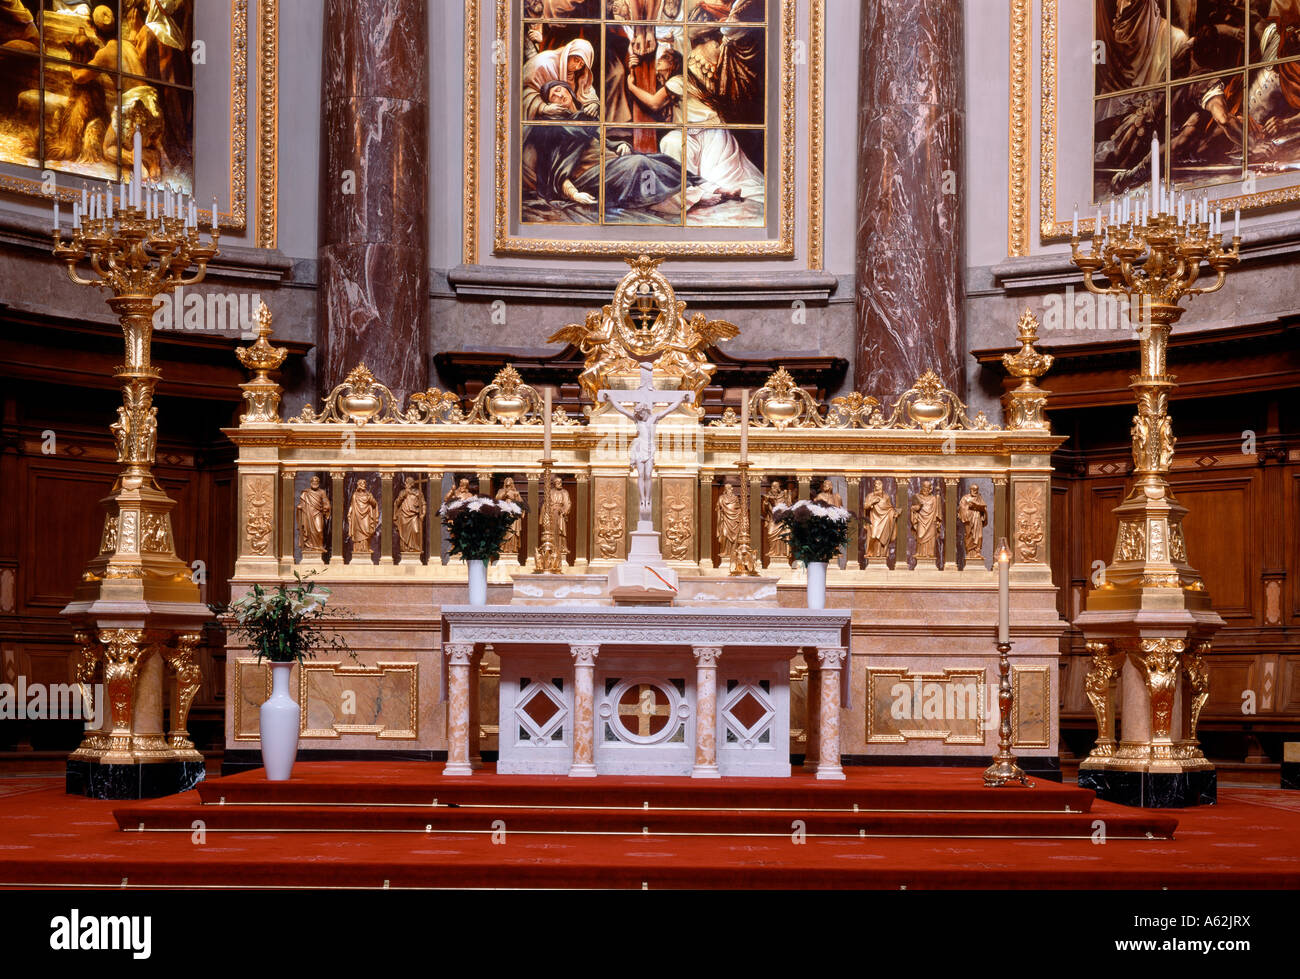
[1034,0,1300,244]
[464,0,816,262]
[0,0,279,245]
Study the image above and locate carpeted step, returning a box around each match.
[194,763,1098,814]
[111,801,1178,840]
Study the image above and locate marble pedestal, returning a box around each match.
[441,606,850,779]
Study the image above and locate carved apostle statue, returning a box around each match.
[348,479,380,556]
[544,475,572,563]
[715,482,743,568]
[496,477,525,559]
[957,484,987,560]
[910,479,942,561]
[394,476,426,555]
[443,477,474,507]
[813,479,843,508]
[862,478,897,559]
[762,480,791,566]
[297,475,331,554]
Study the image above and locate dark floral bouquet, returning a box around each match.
[212,570,355,664]
[771,499,852,565]
[440,495,524,562]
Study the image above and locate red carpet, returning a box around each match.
[0,764,1297,889]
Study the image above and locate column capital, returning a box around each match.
[570,644,599,667]
[816,646,847,670]
[692,646,722,668]
[444,642,475,666]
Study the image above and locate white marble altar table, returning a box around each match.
[440,606,851,779]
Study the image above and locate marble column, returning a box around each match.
[319,0,430,402]
[855,0,965,400]
[692,646,722,779]
[569,644,599,778]
[802,652,822,773]
[443,643,475,776]
[815,647,847,781]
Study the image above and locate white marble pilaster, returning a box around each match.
[569,644,599,777]
[815,647,847,781]
[443,642,475,776]
[692,646,722,778]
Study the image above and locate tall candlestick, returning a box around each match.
[739,390,749,463]
[997,538,1010,644]
[543,387,552,461]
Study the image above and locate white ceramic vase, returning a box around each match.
[806,561,828,609]
[468,558,488,605]
[260,661,300,781]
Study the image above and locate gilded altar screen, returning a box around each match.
[519,0,767,229]
[0,0,194,192]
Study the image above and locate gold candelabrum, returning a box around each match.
[1069,196,1238,805]
[729,460,759,576]
[52,192,220,791]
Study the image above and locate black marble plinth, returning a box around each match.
[66,759,205,800]
[1283,761,1299,791]
[1078,767,1216,808]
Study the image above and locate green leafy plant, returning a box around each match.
[211,570,355,664]
[440,496,523,562]
[772,500,852,565]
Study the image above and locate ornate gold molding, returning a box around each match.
[256,0,280,248]
[808,0,825,270]
[468,0,805,259]
[1008,0,1032,256]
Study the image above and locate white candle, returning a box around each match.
[1178,194,1185,225]
[1151,134,1160,203]
[543,388,552,461]
[1234,206,1240,238]
[997,538,1011,644]
[105,181,112,219]
[212,196,219,232]
[1094,206,1101,238]
[190,200,197,228]
[119,181,126,212]
[72,202,80,229]
[1072,204,1079,238]
[53,198,59,231]
[740,390,749,463]
[132,128,142,198]
[81,183,87,216]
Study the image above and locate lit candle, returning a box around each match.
[997,538,1011,644]
[740,390,749,463]
[543,387,552,461]
[132,128,142,200]
[1151,134,1160,203]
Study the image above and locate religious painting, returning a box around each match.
[0,0,194,193]
[1090,0,1300,200]
[518,0,767,229]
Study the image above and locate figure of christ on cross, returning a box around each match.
[597,363,691,526]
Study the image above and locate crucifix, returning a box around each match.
[597,362,691,529]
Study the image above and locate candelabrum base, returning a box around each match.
[1078,766,1216,808]
[983,756,1032,788]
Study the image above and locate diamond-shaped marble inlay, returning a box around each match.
[522,688,560,728]
[729,691,767,731]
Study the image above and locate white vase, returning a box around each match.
[806,561,828,609]
[468,558,488,605]
[260,661,299,781]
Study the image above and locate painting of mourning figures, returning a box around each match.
[0,1,193,191]
[1093,0,1300,201]
[520,0,767,227]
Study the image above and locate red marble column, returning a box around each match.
[855,0,965,399]
[319,0,430,402]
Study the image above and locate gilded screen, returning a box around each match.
[519,0,767,228]
[1094,0,1300,202]
[0,1,193,192]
